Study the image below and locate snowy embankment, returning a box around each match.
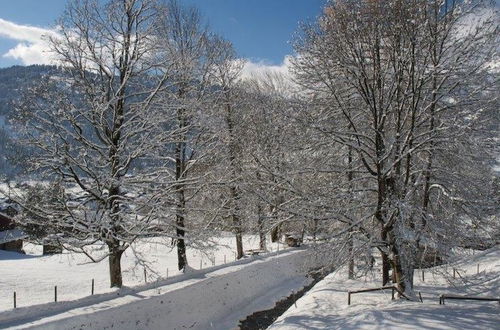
[1,246,319,329]
[270,247,500,330]
[0,235,282,312]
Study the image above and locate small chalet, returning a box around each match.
[0,212,26,253]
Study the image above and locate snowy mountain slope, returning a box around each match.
[270,247,500,330]
[0,65,58,178]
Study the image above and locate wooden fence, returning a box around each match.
[347,286,411,305]
[439,294,500,305]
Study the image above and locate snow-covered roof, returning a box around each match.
[0,229,27,244]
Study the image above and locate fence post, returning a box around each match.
[144,268,147,283]
[453,268,456,278]
[418,292,423,303]
[421,269,425,282]
[477,264,479,274]
[391,287,395,300]
[91,279,94,295]
[224,255,226,264]
[13,291,16,309]
[54,286,57,302]
[348,291,351,305]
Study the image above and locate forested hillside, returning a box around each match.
[0,65,58,177]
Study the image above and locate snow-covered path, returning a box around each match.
[270,247,500,330]
[0,247,319,329]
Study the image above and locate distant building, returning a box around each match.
[0,212,26,253]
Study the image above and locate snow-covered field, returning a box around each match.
[0,244,317,330]
[0,234,285,312]
[270,247,500,329]
[2,235,499,330]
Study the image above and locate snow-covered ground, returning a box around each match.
[270,247,500,329]
[0,245,318,330]
[3,236,498,330]
[0,234,286,312]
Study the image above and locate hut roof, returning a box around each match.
[0,229,27,244]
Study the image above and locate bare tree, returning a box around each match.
[14,0,170,287]
[291,0,499,293]
[240,72,300,248]
[207,37,247,258]
[156,0,221,270]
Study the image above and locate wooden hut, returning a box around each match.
[0,212,26,253]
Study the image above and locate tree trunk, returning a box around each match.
[229,177,243,259]
[390,252,405,293]
[108,243,124,288]
[387,229,407,293]
[235,226,243,259]
[224,92,244,259]
[257,203,266,250]
[312,219,318,242]
[175,92,188,271]
[270,221,281,243]
[230,188,243,259]
[347,145,354,279]
[228,165,243,259]
[175,142,188,271]
[348,232,355,279]
[381,251,390,286]
[381,227,390,285]
[176,212,188,270]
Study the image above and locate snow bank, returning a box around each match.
[1,248,319,330]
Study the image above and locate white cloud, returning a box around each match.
[241,56,293,81]
[3,42,53,65]
[0,18,58,65]
[240,56,302,97]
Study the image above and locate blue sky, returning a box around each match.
[0,0,326,68]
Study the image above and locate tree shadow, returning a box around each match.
[0,250,42,260]
[274,303,500,329]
